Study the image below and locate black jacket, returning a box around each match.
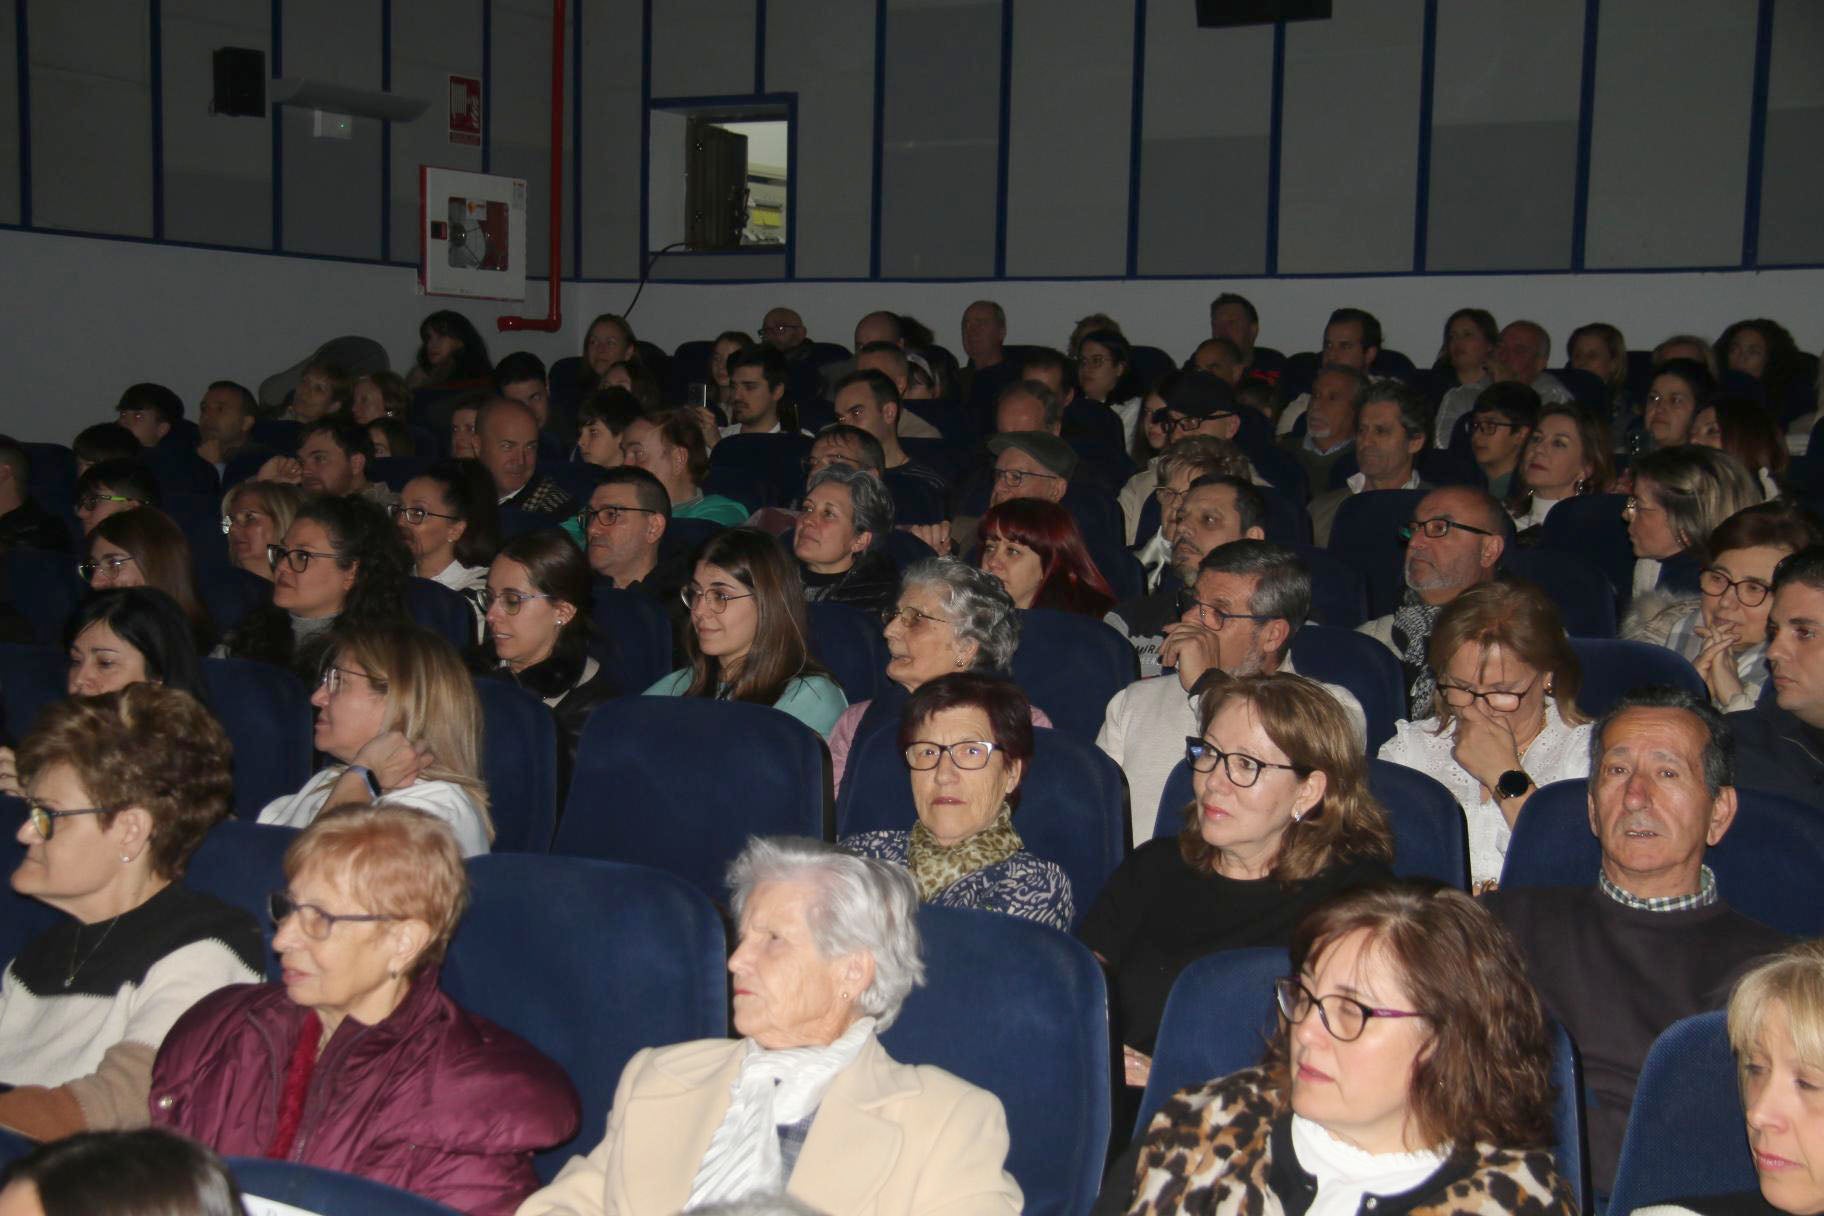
[1726,698,1824,803]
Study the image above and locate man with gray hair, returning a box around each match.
[1280,364,1369,492]
[1098,540,1366,845]
[1307,381,1432,546]
[1360,486,1506,717]
[1485,687,1786,1195]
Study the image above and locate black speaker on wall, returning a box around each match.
[211,47,266,117]
[1195,0,1331,27]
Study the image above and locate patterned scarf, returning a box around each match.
[1390,591,1446,718]
[905,804,1023,902]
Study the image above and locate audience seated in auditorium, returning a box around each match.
[828,557,1040,792]
[1719,317,1805,420]
[1209,292,1287,388]
[257,622,493,854]
[1277,307,1381,440]
[408,309,493,392]
[1485,687,1789,1195]
[0,1127,247,1216]
[71,423,142,477]
[843,672,1073,930]
[794,465,899,615]
[219,479,305,581]
[518,836,1022,1216]
[193,380,259,474]
[620,409,750,526]
[853,342,944,440]
[979,498,1116,623]
[1019,344,1126,477]
[281,360,352,423]
[1506,402,1612,534]
[958,299,1013,409]
[576,313,639,402]
[645,527,847,737]
[153,806,579,1215]
[1282,364,1368,490]
[1099,541,1366,843]
[1626,445,1764,598]
[1429,306,1499,406]
[73,459,158,536]
[1116,373,1254,544]
[1083,669,1393,1111]
[1693,395,1789,500]
[220,496,413,680]
[1121,472,1266,674]
[1466,383,1539,499]
[351,368,411,425]
[82,508,214,649]
[267,416,398,508]
[1308,381,1432,547]
[478,398,575,518]
[574,387,644,469]
[1645,359,1718,451]
[1112,883,1576,1216]
[480,531,618,792]
[830,370,951,544]
[393,458,498,636]
[0,437,72,553]
[1377,579,1593,889]
[0,686,262,1139]
[1361,486,1507,716]
[1728,546,1824,802]
[1625,504,1821,712]
[715,346,806,442]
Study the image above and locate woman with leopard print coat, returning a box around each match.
[1115,885,1577,1216]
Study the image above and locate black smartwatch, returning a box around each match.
[1495,769,1532,800]
[347,765,383,800]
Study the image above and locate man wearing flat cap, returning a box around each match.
[986,431,1077,507]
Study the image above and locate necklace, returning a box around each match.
[64,914,124,988]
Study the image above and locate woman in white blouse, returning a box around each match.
[1377,580,1592,890]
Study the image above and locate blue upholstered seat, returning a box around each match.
[472,675,559,852]
[1567,637,1706,716]
[1606,1011,1754,1216]
[1010,608,1138,747]
[805,599,890,704]
[1286,623,1405,751]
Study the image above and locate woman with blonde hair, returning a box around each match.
[219,480,306,581]
[257,622,493,855]
[1627,445,1765,597]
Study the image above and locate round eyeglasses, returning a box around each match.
[268,891,403,941]
[78,555,135,583]
[481,590,554,616]
[1183,737,1304,788]
[1274,977,1423,1042]
[682,586,755,614]
[1699,568,1771,607]
[904,740,1001,771]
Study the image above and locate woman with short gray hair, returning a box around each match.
[517,836,1023,1216]
[793,465,900,615]
[826,558,1050,792]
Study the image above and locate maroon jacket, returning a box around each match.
[149,966,579,1216]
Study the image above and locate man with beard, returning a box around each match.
[1360,486,1505,717]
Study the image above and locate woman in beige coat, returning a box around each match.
[516,838,1023,1216]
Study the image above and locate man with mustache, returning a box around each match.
[1485,687,1786,1199]
[1359,486,1505,717]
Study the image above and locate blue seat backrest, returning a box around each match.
[0,1128,31,1169]
[538,460,608,507]
[228,1158,463,1214]
[249,418,302,454]
[22,443,75,510]
[1502,779,1824,937]
[557,698,829,900]
[444,854,729,1180]
[1567,637,1705,717]
[1326,489,1428,619]
[1503,548,1618,638]
[1258,483,1310,548]
[1552,366,1610,412]
[1153,758,1468,889]
[879,905,1109,1216]
[186,819,299,980]
[197,563,270,638]
[882,527,937,572]
[592,584,673,691]
[1540,495,1635,604]
[2,548,83,645]
[805,600,889,704]
[660,516,729,565]
[839,726,1127,921]
[1010,608,1138,746]
[1606,1012,1753,1216]
[669,339,715,398]
[709,433,814,509]
[0,643,66,745]
[1287,624,1404,751]
[405,576,478,650]
[473,676,558,853]
[498,505,565,541]
[367,455,433,491]
[201,657,315,817]
[1128,345,1174,389]
[1290,544,1368,629]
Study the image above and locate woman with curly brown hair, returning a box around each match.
[1118,882,1575,1216]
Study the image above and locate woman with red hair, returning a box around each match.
[977,499,1117,618]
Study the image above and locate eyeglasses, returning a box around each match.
[1437,675,1538,713]
[268,891,403,941]
[881,605,949,631]
[682,585,755,613]
[1468,419,1521,436]
[802,454,862,475]
[23,799,115,841]
[1183,737,1304,788]
[388,504,459,526]
[990,467,1061,490]
[1622,497,1664,517]
[1274,978,1423,1042]
[577,504,659,529]
[1400,516,1497,542]
[317,665,387,696]
[1700,568,1772,607]
[221,509,270,534]
[77,493,141,514]
[268,544,340,573]
[1176,590,1274,630]
[78,555,135,582]
[904,740,1002,771]
[1079,354,1115,371]
[1154,486,1185,512]
[481,590,554,616]
[1160,413,1233,437]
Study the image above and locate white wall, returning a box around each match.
[7,226,1819,443]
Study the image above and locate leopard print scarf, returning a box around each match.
[905,804,1023,902]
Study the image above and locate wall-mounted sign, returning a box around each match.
[420,167,526,301]
[449,75,481,147]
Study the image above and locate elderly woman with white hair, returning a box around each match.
[825,558,1050,793]
[518,836,1023,1216]
[794,465,901,616]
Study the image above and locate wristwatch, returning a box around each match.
[1495,769,1533,801]
[347,765,383,800]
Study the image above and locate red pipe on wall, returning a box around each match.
[498,0,565,333]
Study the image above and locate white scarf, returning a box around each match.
[685,1018,876,1208]
[1290,1114,1448,1216]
